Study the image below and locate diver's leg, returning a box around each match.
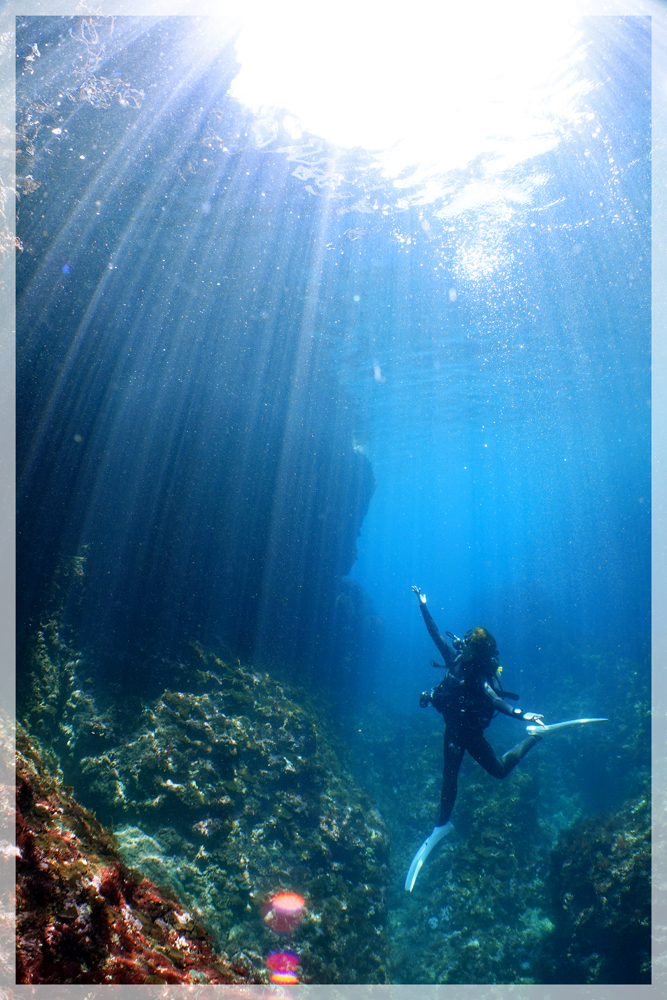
[466,729,505,778]
[499,733,542,775]
[439,728,465,825]
[466,728,541,779]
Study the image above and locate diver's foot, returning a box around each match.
[405,822,454,892]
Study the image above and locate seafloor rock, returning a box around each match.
[539,794,650,983]
[27,643,391,983]
[15,725,257,985]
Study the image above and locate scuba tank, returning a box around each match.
[422,631,519,718]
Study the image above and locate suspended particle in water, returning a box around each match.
[448,287,457,302]
[262,892,306,934]
[62,264,70,273]
[266,950,300,983]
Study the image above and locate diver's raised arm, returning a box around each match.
[412,587,452,664]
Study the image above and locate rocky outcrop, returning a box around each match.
[18,641,390,983]
[540,794,650,983]
[16,726,253,985]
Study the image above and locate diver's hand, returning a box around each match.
[523,713,545,725]
[412,586,426,604]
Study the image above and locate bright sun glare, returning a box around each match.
[226,0,588,178]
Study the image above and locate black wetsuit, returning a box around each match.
[419,603,540,826]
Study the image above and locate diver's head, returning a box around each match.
[460,626,499,675]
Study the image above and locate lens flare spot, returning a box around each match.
[270,970,300,984]
[266,950,300,984]
[266,950,299,971]
[262,892,306,934]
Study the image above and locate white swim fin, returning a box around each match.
[405,822,454,892]
[526,717,608,736]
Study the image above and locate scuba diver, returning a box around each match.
[405,586,607,891]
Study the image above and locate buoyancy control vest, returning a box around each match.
[430,659,506,729]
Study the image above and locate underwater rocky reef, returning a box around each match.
[19,625,390,984]
[15,726,253,985]
[16,610,651,985]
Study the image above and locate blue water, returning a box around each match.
[342,19,650,714]
[14,12,651,984]
[347,181,651,712]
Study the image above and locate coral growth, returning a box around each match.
[15,726,257,984]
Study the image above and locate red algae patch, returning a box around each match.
[15,726,259,985]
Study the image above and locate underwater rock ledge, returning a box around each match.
[16,725,258,985]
